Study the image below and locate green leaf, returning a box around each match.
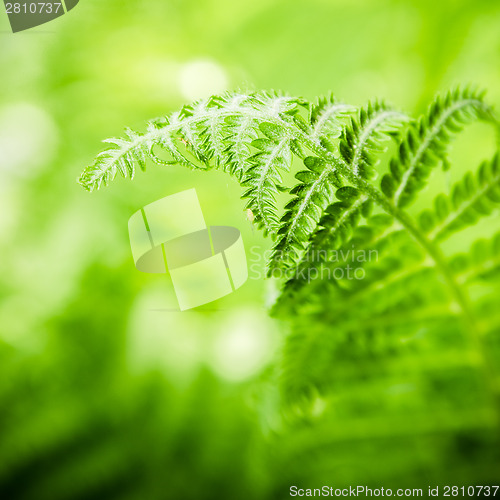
[384,86,496,208]
[419,154,500,241]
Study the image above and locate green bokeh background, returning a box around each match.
[1,0,500,498]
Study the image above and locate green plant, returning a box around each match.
[79,88,500,482]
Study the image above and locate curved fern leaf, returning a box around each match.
[418,154,500,241]
[340,101,407,179]
[78,129,153,192]
[452,232,500,285]
[79,91,302,193]
[267,156,342,271]
[222,111,259,178]
[381,86,496,208]
[310,94,355,143]
[242,122,293,232]
[310,189,371,252]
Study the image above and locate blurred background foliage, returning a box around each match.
[1,0,500,498]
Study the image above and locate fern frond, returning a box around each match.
[310,94,355,143]
[78,91,302,193]
[418,154,500,241]
[78,129,152,192]
[340,101,407,178]
[80,88,500,478]
[267,156,342,270]
[452,232,500,285]
[381,86,496,208]
[148,113,204,167]
[309,189,371,253]
[222,111,259,179]
[269,102,406,275]
[271,215,399,307]
[241,122,293,232]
